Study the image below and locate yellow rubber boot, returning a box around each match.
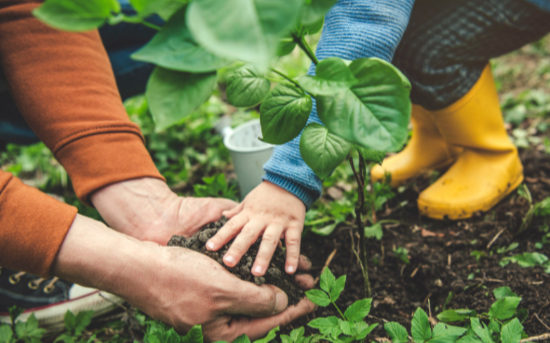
[371,105,462,186]
[418,65,524,220]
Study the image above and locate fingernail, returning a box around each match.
[224,255,235,265]
[206,241,215,250]
[274,291,288,314]
[286,265,295,273]
[253,265,263,274]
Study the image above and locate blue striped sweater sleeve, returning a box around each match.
[262,0,415,209]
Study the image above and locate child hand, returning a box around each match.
[205,181,306,276]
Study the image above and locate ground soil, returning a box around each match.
[283,148,550,338]
[167,217,304,305]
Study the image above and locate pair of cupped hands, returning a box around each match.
[53,177,313,342]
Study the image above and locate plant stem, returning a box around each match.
[270,68,302,89]
[332,301,346,321]
[348,155,372,298]
[292,33,319,65]
[116,14,162,30]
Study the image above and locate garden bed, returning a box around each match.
[289,148,550,337]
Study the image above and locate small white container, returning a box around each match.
[222,119,274,198]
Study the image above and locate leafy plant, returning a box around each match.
[54,311,95,343]
[306,268,378,342]
[193,173,237,200]
[0,313,46,343]
[393,247,410,264]
[516,184,550,234]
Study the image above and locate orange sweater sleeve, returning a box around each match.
[0,0,164,276]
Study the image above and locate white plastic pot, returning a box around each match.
[222,119,273,198]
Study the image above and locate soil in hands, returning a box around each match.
[288,148,550,337]
[168,217,304,305]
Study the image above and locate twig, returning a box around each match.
[448,254,452,267]
[410,265,420,278]
[487,228,506,249]
[314,248,338,284]
[535,314,550,332]
[521,333,550,342]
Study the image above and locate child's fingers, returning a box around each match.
[251,224,284,276]
[222,202,244,219]
[284,227,302,274]
[206,213,248,251]
[223,220,265,267]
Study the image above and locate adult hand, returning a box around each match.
[53,215,315,342]
[205,181,306,277]
[90,177,237,245]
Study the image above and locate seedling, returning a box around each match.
[516,184,550,234]
[193,174,237,200]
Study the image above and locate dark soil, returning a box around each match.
[167,217,304,305]
[287,148,550,337]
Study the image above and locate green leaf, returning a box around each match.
[7,307,24,324]
[501,318,523,343]
[338,319,352,336]
[429,324,467,343]
[457,334,483,343]
[33,0,120,32]
[384,322,409,343]
[319,268,336,294]
[298,57,357,96]
[316,58,411,152]
[305,289,331,307]
[182,325,203,343]
[299,123,351,179]
[290,327,305,342]
[303,17,324,35]
[260,83,312,144]
[344,299,372,322]
[437,310,469,323]
[23,314,46,340]
[233,334,251,343]
[330,275,346,302]
[356,146,386,164]
[493,287,518,300]
[356,323,378,340]
[0,325,13,343]
[488,297,521,320]
[130,0,186,19]
[308,316,339,332]
[73,311,94,335]
[64,311,76,332]
[411,308,432,343]
[300,0,336,25]
[365,223,383,240]
[280,335,292,343]
[226,66,271,108]
[470,318,494,343]
[132,7,230,73]
[489,320,501,334]
[277,40,297,56]
[146,67,216,132]
[187,0,302,71]
[253,327,279,343]
[165,328,180,343]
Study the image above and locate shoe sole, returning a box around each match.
[418,173,524,220]
[0,291,124,332]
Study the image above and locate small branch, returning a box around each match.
[292,33,319,65]
[270,68,302,89]
[521,334,550,342]
[487,228,506,249]
[314,248,338,284]
[117,14,162,30]
[536,313,550,332]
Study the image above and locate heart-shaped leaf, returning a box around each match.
[33,0,120,32]
[260,83,312,144]
[411,308,432,343]
[356,146,385,164]
[385,322,409,343]
[300,0,336,26]
[226,66,271,108]
[132,7,231,73]
[146,67,217,131]
[298,57,356,96]
[316,58,411,152]
[130,0,185,20]
[187,0,302,71]
[300,123,351,179]
[344,299,372,322]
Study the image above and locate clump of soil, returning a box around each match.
[168,217,304,305]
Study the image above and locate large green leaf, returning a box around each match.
[130,0,186,19]
[319,267,335,294]
[300,0,336,25]
[181,325,203,343]
[260,83,312,144]
[488,297,521,320]
[299,123,351,179]
[305,289,331,307]
[187,0,302,71]
[316,58,411,152]
[226,66,271,108]
[356,146,385,164]
[501,318,523,343]
[330,275,346,302]
[344,299,372,322]
[470,318,494,343]
[308,316,339,333]
[493,287,518,300]
[411,308,432,343]
[0,325,12,343]
[146,67,216,131]
[429,323,467,343]
[253,327,279,343]
[298,57,356,96]
[33,0,120,32]
[384,322,409,343]
[132,7,231,73]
